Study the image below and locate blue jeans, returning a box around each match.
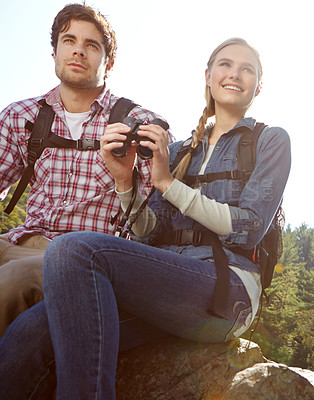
[0,231,251,399]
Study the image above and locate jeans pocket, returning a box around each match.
[224,302,252,342]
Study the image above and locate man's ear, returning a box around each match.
[105,60,114,73]
[52,48,56,60]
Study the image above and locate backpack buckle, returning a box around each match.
[175,230,202,246]
[76,138,99,151]
[29,138,44,148]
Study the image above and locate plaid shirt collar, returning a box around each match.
[44,85,112,115]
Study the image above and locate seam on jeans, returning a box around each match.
[92,247,244,288]
[90,257,104,400]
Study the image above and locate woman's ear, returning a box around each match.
[205,69,210,87]
[255,81,263,97]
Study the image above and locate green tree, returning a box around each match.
[244,224,314,370]
[295,224,314,270]
[0,183,30,232]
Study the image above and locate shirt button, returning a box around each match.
[202,183,208,187]
[207,164,211,168]
[215,146,219,150]
[63,200,67,205]
[253,221,259,227]
[68,172,72,177]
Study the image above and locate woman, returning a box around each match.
[0,38,291,399]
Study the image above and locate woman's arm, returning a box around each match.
[162,179,232,236]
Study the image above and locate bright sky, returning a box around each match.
[0,0,313,229]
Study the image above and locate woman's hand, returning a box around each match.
[137,124,174,193]
[100,123,136,192]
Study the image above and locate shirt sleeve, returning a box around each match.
[0,105,26,196]
[116,187,157,236]
[163,179,233,236]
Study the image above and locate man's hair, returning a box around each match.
[51,3,117,70]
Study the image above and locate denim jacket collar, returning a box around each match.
[186,117,257,174]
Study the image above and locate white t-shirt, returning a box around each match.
[64,110,90,140]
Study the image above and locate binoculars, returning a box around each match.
[111,117,169,159]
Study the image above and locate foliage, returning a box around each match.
[1,190,313,370]
[243,223,314,370]
[0,183,30,233]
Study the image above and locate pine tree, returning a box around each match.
[243,224,314,370]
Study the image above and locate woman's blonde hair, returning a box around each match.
[173,38,263,181]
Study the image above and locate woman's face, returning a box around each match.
[206,44,261,115]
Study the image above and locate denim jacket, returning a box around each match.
[145,117,291,273]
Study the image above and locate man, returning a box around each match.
[0,3,172,337]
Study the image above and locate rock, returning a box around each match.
[223,363,314,400]
[116,335,314,400]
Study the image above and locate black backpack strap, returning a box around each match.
[108,97,138,124]
[237,122,266,188]
[23,97,138,152]
[27,133,101,151]
[4,100,55,214]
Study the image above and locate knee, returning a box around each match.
[43,234,77,281]
[43,232,100,286]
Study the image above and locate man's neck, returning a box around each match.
[59,84,105,113]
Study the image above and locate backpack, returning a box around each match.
[173,123,284,295]
[4,97,137,214]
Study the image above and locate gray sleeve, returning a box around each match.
[163,179,232,236]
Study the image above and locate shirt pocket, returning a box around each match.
[204,150,242,205]
[222,149,238,170]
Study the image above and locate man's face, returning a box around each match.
[53,19,108,90]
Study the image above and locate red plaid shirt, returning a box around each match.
[0,86,173,244]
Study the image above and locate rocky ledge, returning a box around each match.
[116,335,314,399]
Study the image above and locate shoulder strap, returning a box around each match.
[237,122,266,188]
[25,97,138,151]
[4,97,138,214]
[169,137,199,173]
[183,123,267,187]
[108,97,138,124]
[4,100,55,214]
